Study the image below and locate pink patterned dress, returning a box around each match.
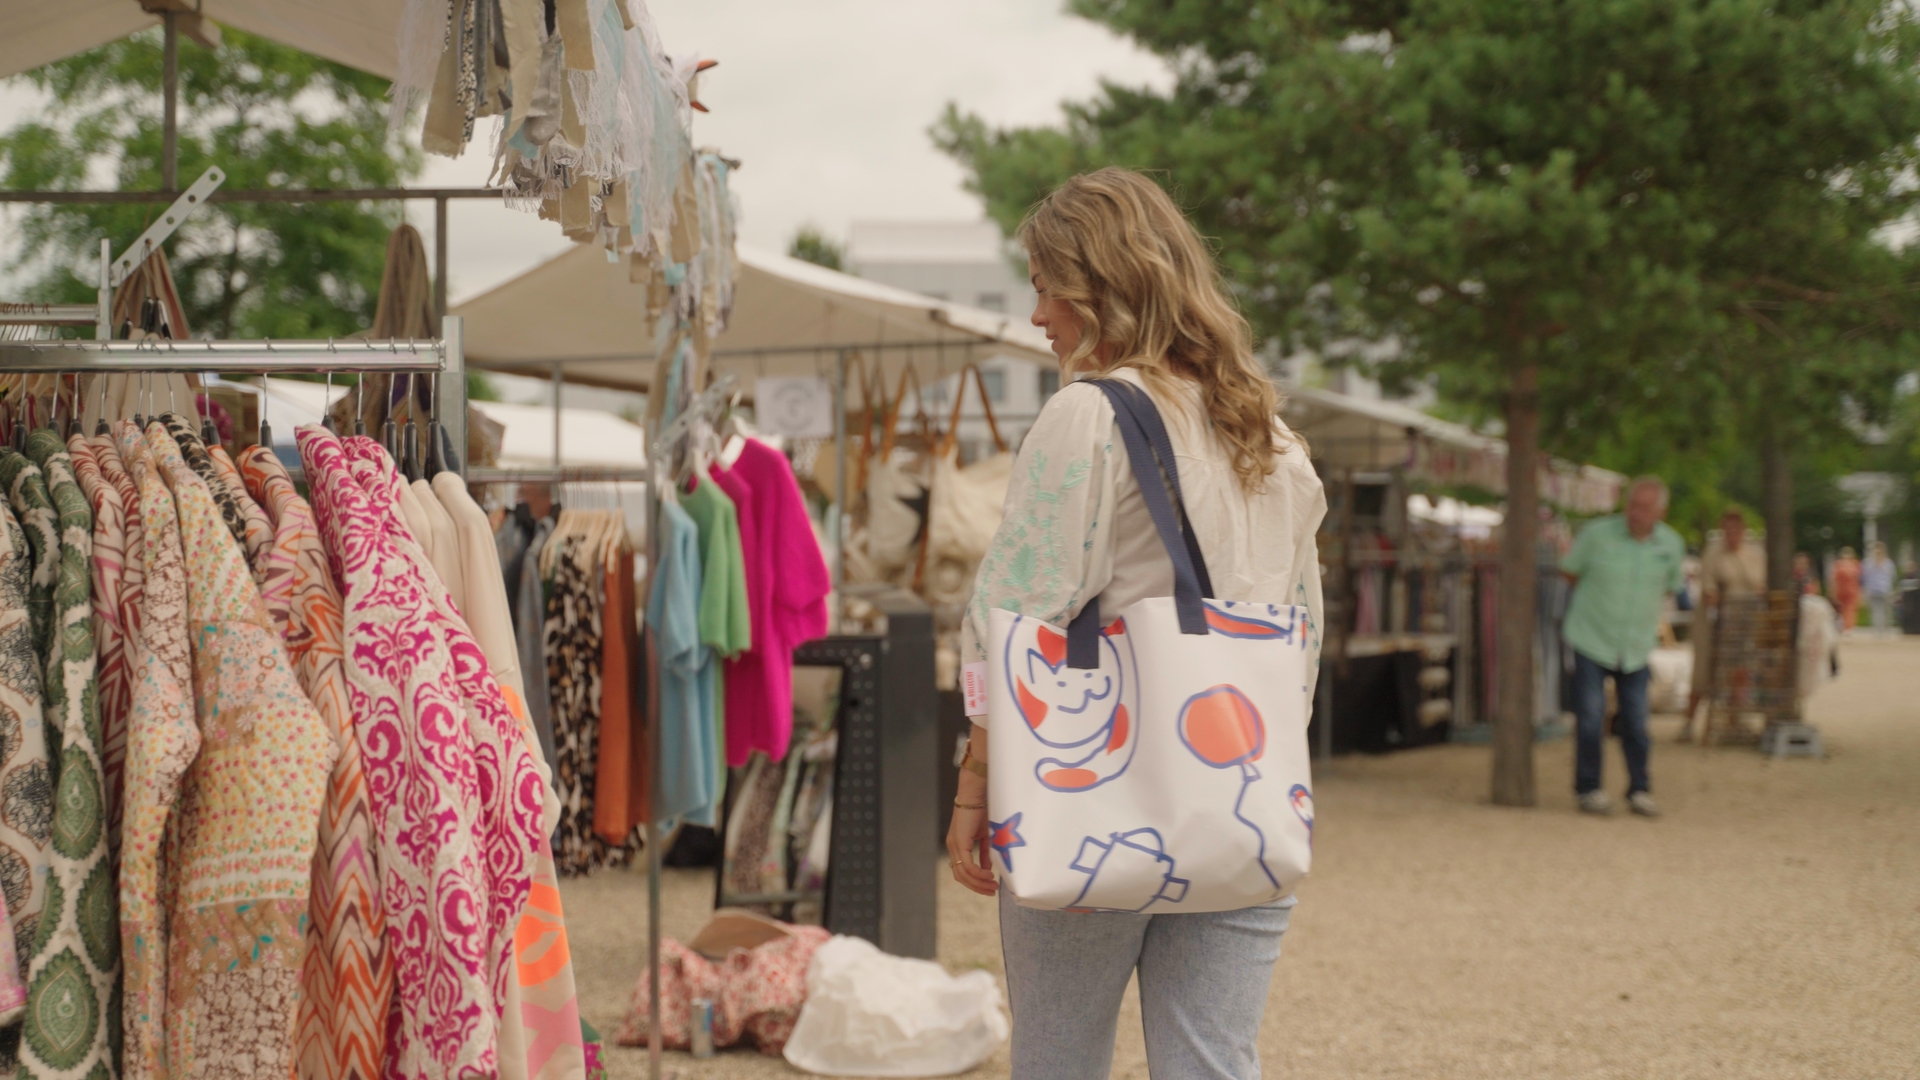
[149,422,335,1078]
[297,426,541,1080]
[238,445,391,1080]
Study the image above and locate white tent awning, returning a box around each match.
[453,242,1056,391]
[1283,385,1625,514]
[8,0,398,81]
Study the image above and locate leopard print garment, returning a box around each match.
[545,535,631,876]
[162,414,249,552]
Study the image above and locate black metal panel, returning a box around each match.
[801,587,938,959]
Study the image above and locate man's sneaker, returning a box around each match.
[1627,791,1661,818]
[1578,791,1614,815]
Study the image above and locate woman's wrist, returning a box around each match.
[955,768,988,801]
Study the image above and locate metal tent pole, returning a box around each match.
[552,363,563,467]
[645,449,664,1080]
[833,348,848,628]
[162,11,178,191]
[435,195,450,324]
[438,316,467,478]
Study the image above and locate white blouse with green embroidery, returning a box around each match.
[961,368,1327,718]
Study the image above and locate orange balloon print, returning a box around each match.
[1178,685,1265,768]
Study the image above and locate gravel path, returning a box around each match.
[563,636,1920,1079]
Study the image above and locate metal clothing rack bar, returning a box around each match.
[0,337,453,373]
[468,467,651,484]
[0,319,469,481]
[0,305,100,327]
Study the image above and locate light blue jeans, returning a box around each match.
[998,891,1295,1079]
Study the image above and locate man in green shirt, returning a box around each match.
[1560,476,1685,817]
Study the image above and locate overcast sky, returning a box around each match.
[1,2,1169,304]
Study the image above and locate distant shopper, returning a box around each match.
[1792,551,1822,597]
[1863,541,1897,633]
[1561,477,1684,817]
[1689,507,1766,719]
[1832,546,1862,630]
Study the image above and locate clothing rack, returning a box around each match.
[468,466,651,484]
[0,318,470,478]
[636,371,744,1080]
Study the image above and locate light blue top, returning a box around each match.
[1862,555,1897,597]
[1560,515,1686,673]
[648,498,719,827]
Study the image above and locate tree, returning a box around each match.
[789,224,847,272]
[936,0,1920,805]
[0,28,421,339]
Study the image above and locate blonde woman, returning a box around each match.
[948,167,1325,1078]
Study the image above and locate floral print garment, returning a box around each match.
[238,444,392,1080]
[114,419,200,1080]
[148,422,335,1080]
[205,444,274,586]
[335,438,545,1051]
[298,426,539,1080]
[18,429,117,1080]
[64,435,130,863]
[114,422,196,1079]
[0,460,53,983]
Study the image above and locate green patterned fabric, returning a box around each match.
[0,456,58,1072]
[19,431,116,1080]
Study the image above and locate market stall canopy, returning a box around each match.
[10,0,397,81]
[454,242,1057,390]
[1284,385,1624,514]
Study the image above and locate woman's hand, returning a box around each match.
[946,801,998,896]
[947,724,997,896]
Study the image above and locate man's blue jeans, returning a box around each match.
[1571,650,1651,795]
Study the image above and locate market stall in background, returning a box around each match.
[1283,385,1625,757]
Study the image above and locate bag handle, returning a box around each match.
[1108,378,1214,600]
[1067,378,1213,668]
[936,364,1009,458]
[879,363,920,460]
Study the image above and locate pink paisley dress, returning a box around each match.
[297,426,541,1080]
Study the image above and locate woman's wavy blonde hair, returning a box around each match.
[1020,167,1295,493]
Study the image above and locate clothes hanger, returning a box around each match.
[132,371,146,431]
[380,373,398,460]
[94,375,110,437]
[425,371,445,480]
[67,375,82,439]
[257,369,273,450]
[321,370,336,433]
[399,373,422,483]
[200,385,220,447]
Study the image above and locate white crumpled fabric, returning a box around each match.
[926,446,1012,568]
[783,936,1008,1077]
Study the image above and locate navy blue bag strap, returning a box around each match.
[1067,378,1211,668]
[1105,379,1215,599]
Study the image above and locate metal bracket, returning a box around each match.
[108,165,225,287]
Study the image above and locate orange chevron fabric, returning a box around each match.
[240,447,391,1080]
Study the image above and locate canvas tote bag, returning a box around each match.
[983,379,1315,913]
